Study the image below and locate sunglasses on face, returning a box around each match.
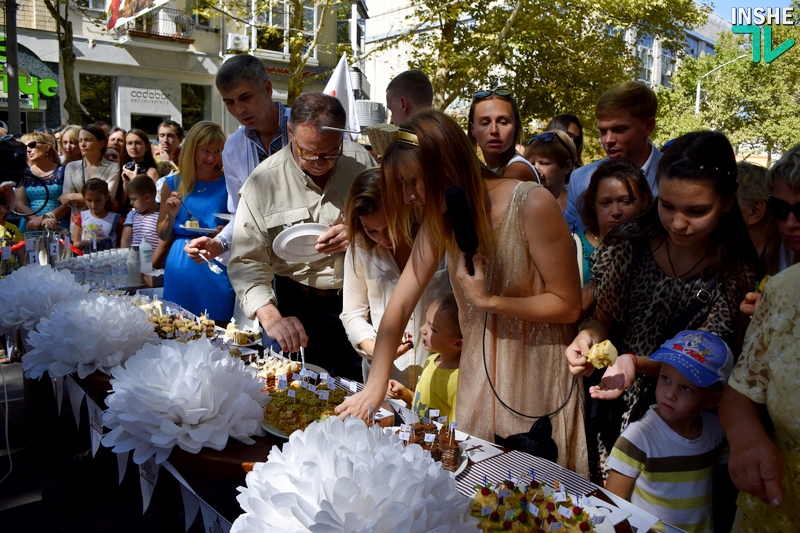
[525,131,571,153]
[26,141,47,149]
[768,195,800,221]
[473,86,512,99]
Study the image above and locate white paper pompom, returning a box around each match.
[231,417,478,533]
[102,337,271,464]
[0,265,89,334]
[22,294,159,380]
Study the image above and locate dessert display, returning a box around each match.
[150,313,216,342]
[471,478,600,532]
[263,379,346,435]
[585,339,618,369]
[397,423,462,472]
[250,355,302,390]
[224,322,262,345]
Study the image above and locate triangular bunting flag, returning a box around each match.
[52,376,64,416]
[138,456,161,514]
[66,376,85,427]
[117,450,130,485]
[180,483,201,532]
[199,498,232,533]
[86,396,104,457]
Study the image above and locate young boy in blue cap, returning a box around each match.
[605,330,733,533]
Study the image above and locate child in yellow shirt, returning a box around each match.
[387,292,461,421]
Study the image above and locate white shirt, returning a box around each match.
[340,243,450,388]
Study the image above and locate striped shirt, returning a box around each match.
[123,210,159,249]
[606,406,728,533]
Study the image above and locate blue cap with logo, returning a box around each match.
[650,330,733,387]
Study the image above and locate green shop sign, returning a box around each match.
[0,37,59,109]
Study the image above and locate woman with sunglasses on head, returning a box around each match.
[60,124,121,223]
[15,131,68,232]
[337,110,588,477]
[158,121,233,321]
[546,114,584,168]
[468,87,540,183]
[564,131,758,482]
[523,130,576,215]
[59,125,82,165]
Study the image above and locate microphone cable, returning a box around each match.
[481,311,576,419]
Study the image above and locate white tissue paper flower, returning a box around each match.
[102,338,271,464]
[22,294,158,380]
[231,417,478,533]
[0,265,89,334]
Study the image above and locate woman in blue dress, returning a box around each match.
[17,131,69,232]
[157,121,234,321]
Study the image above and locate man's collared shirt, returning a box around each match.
[228,141,376,318]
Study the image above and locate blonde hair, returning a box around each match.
[175,121,225,198]
[381,110,495,258]
[21,131,59,165]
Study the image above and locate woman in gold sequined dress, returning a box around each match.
[337,110,588,477]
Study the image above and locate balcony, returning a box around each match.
[114,7,196,44]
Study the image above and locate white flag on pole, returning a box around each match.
[323,55,360,139]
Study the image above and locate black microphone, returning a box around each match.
[445,185,479,275]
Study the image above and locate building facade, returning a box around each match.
[2,0,355,136]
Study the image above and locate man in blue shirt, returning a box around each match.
[565,81,661,233]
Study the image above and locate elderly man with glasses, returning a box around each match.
[228,92,376,380]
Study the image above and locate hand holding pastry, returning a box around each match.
[564,330,596,377]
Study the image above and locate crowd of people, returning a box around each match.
[1,57,798,533]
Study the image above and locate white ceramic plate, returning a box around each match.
[179,224,217,234]
[213,213,232,221]
[273,223,330,263]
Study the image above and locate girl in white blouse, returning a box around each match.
[340,168,450,387]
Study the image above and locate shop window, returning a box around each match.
[181,84,210,131]
[80,74,114,125]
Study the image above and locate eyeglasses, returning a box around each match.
[473,86,512,100]
[525,131,572,153]
[768,195,800,221]
[293,140,343,161]
[26,141,47,149]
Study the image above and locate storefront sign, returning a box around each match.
[0,34,59,109]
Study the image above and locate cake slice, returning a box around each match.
[585,339,618,369]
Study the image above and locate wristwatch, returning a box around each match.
[216,235,230,252]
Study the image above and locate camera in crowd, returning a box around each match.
[125,161,141,173]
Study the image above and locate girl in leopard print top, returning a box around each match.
[565,130,758,482]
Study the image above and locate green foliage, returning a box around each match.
[405,0,706,136]
[656,26,800,161]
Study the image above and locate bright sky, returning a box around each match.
[707,0,795,21]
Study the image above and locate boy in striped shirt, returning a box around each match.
[121,175,160,252]
[605,330,732,533]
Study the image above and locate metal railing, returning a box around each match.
[115,7,196,42]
